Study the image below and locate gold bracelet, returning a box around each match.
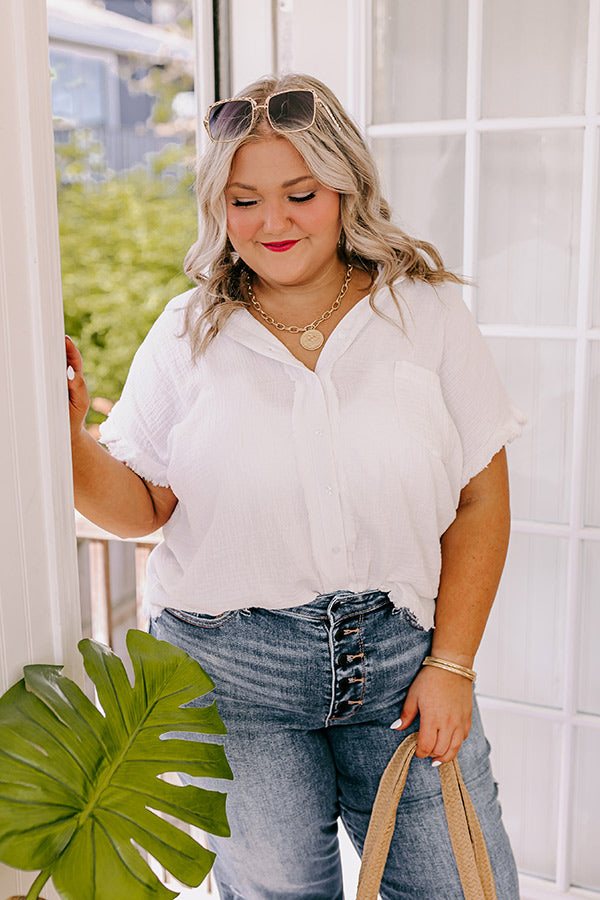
[422,656,477,682]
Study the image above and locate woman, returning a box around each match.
[67,73,523,899]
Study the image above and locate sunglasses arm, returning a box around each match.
[318,100,341,130]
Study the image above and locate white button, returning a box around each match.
[315,429,324,437]
[325,485,333,495]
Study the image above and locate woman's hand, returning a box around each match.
[65,335,90,439]
[394,665,473,765]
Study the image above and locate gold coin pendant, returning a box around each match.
[300,329,324,350]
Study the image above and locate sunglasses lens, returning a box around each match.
[208,99,254,141]
[268,90,315,131]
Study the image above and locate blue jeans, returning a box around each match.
[150,590,519,900]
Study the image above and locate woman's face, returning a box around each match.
[225,136,342,289]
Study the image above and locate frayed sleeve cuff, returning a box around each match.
[460,404,526,488]
[98,433,170,488]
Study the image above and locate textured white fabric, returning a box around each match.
[99,278,525,627]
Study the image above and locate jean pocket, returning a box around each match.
[164,607,239,629]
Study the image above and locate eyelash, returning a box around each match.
[231,192,316,208]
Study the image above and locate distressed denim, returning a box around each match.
[150,590,519,900]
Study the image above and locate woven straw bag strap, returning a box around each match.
[356,732,497,900]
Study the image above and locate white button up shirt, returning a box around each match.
[99,278,524,627]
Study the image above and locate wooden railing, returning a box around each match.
[75,511,161,646]
[74,513,214,897]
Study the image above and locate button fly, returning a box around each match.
[326,611,366,724]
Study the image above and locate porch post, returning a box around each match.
[0,0,81,890]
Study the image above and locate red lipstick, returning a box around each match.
[261,240,299,252]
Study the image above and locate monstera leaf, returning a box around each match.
[0,630,232,900]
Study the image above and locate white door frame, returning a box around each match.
[0,1,82,896]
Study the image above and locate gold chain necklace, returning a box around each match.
[247,263,353,351]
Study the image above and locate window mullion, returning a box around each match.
[191,0,215,156]
[347,0,370,132]
[462,0,483,313]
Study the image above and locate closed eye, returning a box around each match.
[289,192,316,203]
[231,198,258,208]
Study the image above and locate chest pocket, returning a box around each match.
[394,360,456,460]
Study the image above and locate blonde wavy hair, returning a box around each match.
[183,72,461,356]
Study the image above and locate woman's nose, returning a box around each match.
[263,202,290,235]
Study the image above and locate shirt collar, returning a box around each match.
[221,287,390,371]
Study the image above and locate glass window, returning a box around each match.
[486,338,575,524]
[371,135,464,271]
[481,0,588,118]
[584,342,600,526]
[481,709,561,880]
[371,0,468,123]
[50,48,108,128]
[578,541,600,715]
[364,0,600,891]
[478,533,568,708]
[571,728,600,890]
[53,7,197,648]
[477,129,583,326]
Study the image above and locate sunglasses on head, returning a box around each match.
[203,88,340,143]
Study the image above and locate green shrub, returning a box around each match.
[59,139,198,422]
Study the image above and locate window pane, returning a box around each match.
[477,130,583,326]
[371,135,464,271]
[486,338,574,524]
[50,48,108,128]
[371,0,467,123]
[481,0,588,118]
[585,343,600,526]
[572,728,600,890]
[53,11,196,424]
[478,534,567,708]
[578,542,600,714]
[481,709,560,880]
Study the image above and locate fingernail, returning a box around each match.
[432,760,442,768]
[390,718,403,730]
[67,366,75,381]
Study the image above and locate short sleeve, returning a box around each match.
[98,292,193,487]
[438,284,526,487]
